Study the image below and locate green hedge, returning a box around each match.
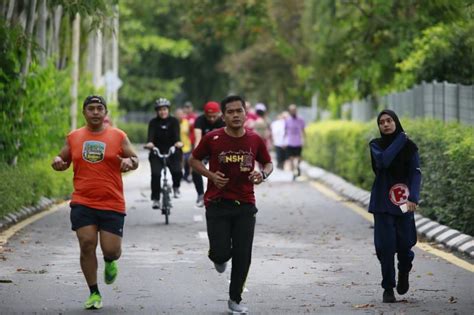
[304,119,474,236]
[0,159,73,218]
[117,121,148,144]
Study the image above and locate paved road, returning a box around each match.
[0,151,473,314]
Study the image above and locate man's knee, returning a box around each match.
[79,238,97,255]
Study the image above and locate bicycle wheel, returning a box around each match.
[162,186,172,224]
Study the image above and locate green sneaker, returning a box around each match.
[84,292,102,309]
[104,260,118,284]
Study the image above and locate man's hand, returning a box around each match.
[248,170,264,185]
[406,200,417,212]
[51,156,70,171]
[211,171,229,189]
[117,155,134,172]
[175,141,184,148]
[144,142,154,150]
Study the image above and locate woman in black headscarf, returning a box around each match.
[368,109,422,303]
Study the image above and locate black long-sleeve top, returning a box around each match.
[147,116,180,154]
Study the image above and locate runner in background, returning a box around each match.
[271,111,289,170]
[191,101,225,207]
[175,108,192,183]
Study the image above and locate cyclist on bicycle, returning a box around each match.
[144,98,183,210]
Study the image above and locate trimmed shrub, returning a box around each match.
[0,159,73,218]
[117,121,148,144]
[304,119,474,235]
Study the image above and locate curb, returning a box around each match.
[300,161,474,259]
[0,197,58,233]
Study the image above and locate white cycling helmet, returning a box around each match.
[155,98,171,109]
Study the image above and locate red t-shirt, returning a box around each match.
[192,128,272,206]
[68,126,127,213]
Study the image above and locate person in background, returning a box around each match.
[285,104,305,180]
[369,109,421,303]
[144,98,183,210]
[253,103,272,151]
[191,101,226,207]
[183,101,198,182]
[175,108,192,183]
[271,111,289,170]
[244,101,258,130]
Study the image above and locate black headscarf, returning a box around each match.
[370,109,418,180]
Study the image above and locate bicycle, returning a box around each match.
[152,146,176,225]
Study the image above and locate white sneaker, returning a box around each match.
[228,299,248,314]
[196,194,204,208]
[152,200,160,210]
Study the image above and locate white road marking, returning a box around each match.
[198,231,208,239]
[193,215,203,222]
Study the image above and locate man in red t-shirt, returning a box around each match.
[189,95,273,313]
[51,95,138,310]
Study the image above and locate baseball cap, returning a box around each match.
[83,95,107,109]
[255,103,266,112]
[204,101,220,114]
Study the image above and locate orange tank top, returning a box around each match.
[68,126,127,213]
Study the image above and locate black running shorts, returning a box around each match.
[70,204,125,237]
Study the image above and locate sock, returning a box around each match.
[104,257,115,263]
[89,284,100,295]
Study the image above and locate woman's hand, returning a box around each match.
[406,200,417,212]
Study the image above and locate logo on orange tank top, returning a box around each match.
[82,141,106,163]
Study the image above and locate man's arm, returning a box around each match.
[194,128,203,147]
[51,140,71,171]
[249,162,273,185]
[118,136,139,172]
[189,155,229,189]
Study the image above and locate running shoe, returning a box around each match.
[152,199,160,209]
[104,260,118,285]
[196,194,204,208]
[84,292,102,309]
[228,299,248,313]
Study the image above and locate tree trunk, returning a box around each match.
[71,12,80,131]
[36,0,47,66]
[5,0,15,26]
[21,0,37,80]
[111,4,119,104]
[92,28,103,89]
[52,5,62,67]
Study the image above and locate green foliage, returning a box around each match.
[0,159,73,218]
[304,119,474,235]
[117,122,148,144]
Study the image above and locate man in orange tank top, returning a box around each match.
[51,95,138,310]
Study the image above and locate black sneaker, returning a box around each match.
[383,288,396,303]
[397,272,409,295]
[214,261,227,273]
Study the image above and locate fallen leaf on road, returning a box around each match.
[320,304,335,307]
[177,250,184,255]
[335,236,341,241]
[426,272,434,276]
[0,279,13,283]
[353,304,374,309]
[449,296,457,304]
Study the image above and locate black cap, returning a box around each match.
[83,95,107,109]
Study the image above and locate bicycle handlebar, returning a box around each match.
[152,146,176,158]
